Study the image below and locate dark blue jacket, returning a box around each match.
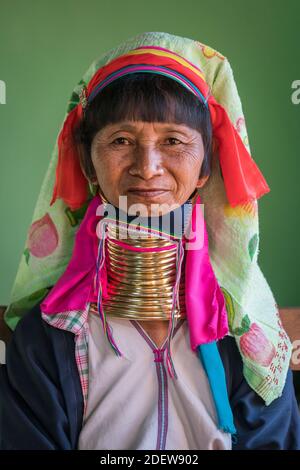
[1,302,300,450]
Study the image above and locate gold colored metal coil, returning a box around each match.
[93,220,186,321]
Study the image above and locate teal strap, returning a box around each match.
[197,342,237,436]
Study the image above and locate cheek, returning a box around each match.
[168,151,202,183]
[93,153,125,188]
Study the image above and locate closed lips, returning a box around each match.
[128,188,170,192]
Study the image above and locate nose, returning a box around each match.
[128,144,164,180]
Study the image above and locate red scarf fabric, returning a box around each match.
[50,46,270,211]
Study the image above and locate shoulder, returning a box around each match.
[4,300,82,403]
[8,301,75,359]
[0,301,84,450]
[217,335,300,450]
[11,301,52,345]
[5,301,75,386]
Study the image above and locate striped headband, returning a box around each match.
[51,45,270,210]
[86,66,210,109]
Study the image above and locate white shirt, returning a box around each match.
[78,310,232,450]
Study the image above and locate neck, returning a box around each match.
[90,190,197,321]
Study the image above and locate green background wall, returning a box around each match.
[0,0,299,306]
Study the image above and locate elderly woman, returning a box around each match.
[1,31,300,451]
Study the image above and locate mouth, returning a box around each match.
[127,188,170,198]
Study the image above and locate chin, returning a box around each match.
[128,200,181,218]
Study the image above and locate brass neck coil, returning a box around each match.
[90,222,186,321]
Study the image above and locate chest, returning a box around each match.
[135,320,170,348]
[77,312,232,450]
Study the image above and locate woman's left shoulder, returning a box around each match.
[217,334,300,450]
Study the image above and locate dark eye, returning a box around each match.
[166,137,182,145]
[111,137,130,145]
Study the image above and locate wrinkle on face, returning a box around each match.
[90,120,208,216]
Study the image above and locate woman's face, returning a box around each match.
[90,120,209,215]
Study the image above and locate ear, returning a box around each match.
[76,141,97,182]
[196,174,210,189]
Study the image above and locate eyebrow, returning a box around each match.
[106,123,193,137]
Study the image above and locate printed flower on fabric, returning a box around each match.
[233,314,276,367]
[235,117,250,151]
[24,213,59,263]
[194,41,225,60]
[223,202,258,219]
[220,287,236,334]
[235,117,245,134]
[248,233,259,261]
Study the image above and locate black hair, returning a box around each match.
[73,73,213,181]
